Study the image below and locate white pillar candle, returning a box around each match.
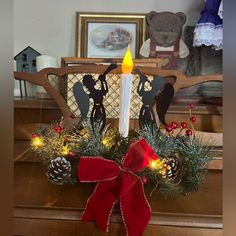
[36,55,58,98]
[36,55,58,71]
[119,47,134,137]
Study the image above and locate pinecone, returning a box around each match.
[46,157,72,185]
[160,155,186,184]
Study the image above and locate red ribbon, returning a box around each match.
[78,139,158,236]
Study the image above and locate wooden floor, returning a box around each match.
[14,98,222,236]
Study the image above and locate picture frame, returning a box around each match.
[76,12,147,58]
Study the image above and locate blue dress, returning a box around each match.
[193,0,223,50]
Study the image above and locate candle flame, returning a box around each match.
[121,46,133,74]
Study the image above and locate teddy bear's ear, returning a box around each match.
[176,12,186,25]
[146,11,158,25]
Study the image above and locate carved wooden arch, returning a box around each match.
[14,65,223,143]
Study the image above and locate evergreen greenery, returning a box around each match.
[31,119,213,198]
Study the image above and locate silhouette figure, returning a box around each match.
[155,82,174,126]
[73,81,90,120]
[135,67,165,129]
[82,63,117,131]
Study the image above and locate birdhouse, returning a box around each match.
[14,46,41,73]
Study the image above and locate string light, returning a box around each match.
[60,145,70,156]
[79,128,90,140]
[32,136,43,148]
[149,159,164,170]
[102,138,110,148]
[102,128,117,149]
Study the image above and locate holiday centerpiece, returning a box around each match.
[15,47,223,236]
[31,105,213,236]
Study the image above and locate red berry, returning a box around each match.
[171,122,178,129]
[141,176,148,184]
[165,125,173,133]
[180,122,187,129]
[68,151,77,157]
[189,103,194,109]
[190,116,197,123]
[54,125,63,133]
[32,133,39,138]
[70,113,76,119]
[185,129,193,136]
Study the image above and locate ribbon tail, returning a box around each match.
[82,179,119,232]
[120,173,151,236]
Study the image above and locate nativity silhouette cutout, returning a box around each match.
[73,63,117,131]
[135,67,174,128]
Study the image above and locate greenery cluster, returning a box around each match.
[32,120,213,198]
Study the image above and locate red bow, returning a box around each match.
[78,139,158,236]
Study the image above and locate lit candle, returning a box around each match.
[119,46,134,137]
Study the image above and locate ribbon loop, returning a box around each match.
[79,157,120,182]
[122,139,158,172]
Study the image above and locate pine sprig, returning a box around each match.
[31,123,81,163]
[137,124,213,197]
[137,124,177,157]
[76,121,106,156]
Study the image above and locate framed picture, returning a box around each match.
[76,12,147,58]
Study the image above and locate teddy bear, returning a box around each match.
[139,11,189,71]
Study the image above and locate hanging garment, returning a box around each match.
[193,0,223,50]
[218,0,223,19]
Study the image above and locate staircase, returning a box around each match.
[14,98,222,236]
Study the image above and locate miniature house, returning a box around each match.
[14,46,41,73]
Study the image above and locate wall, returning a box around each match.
[14,0,205,95]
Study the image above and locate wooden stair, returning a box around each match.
[14,98,222,236]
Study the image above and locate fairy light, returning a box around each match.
[149,159,164,170]
[60,145,70,156]
[79,128,90,140]
[32,136,43,148]
[102,138,110,148]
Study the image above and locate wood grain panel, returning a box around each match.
[14,217,222,236]
[14,206,222,228]
[14,98,222,140]
[14,104,61,140]
[14,162,222,215]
